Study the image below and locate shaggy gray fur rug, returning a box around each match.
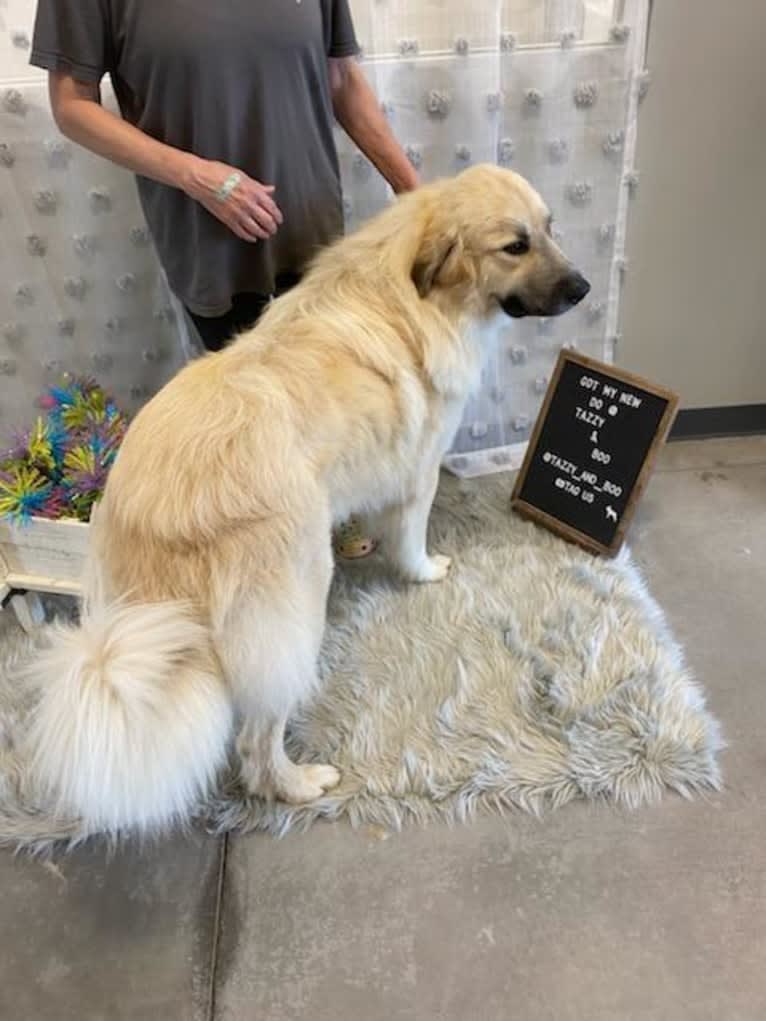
[211,474,723,835]
[0,475,722,848]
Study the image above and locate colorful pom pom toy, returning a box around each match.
[0,375,128,525]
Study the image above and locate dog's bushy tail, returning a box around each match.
[10,597,232,847]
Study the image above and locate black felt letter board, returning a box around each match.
[512,351,678,555]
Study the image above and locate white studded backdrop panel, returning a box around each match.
[1,0,648,477]
[338,0,648,473]
[1,0,192,426]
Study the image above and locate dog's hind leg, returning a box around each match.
[236,714,340,805]
[215,534,340,805]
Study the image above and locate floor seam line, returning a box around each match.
[206,832,229,1021]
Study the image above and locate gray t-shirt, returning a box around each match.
[31,0,359,315]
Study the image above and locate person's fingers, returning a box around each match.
[243,188,281,225]
[223,209,261,242]
[237,185,280,233]
[247,203,278,235]
[200,178,280,240]
[232,220,259,242]
[258,191,283,224]
[241,215,269,240]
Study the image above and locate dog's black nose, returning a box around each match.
[564,272,591,306]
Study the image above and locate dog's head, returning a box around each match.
[411,164,590,320]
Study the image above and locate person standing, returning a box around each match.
[30,0,417,555]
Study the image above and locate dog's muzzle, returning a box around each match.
[501,271,591,318]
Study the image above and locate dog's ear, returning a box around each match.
[411,223,468,297]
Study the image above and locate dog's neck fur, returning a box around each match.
[419,300,486,401]
[249,183,490,404]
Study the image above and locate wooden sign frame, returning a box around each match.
[511,349,679,556]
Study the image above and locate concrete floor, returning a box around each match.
[1,436,764,1021]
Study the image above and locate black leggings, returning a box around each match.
[187,273,301,352]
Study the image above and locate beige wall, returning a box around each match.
[619,0,766,408]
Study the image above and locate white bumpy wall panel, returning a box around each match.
[0,0,648,477]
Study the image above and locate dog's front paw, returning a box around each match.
[408,553,453,584]
[279,764,341,805]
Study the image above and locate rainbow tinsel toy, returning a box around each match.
[0,375,128,525]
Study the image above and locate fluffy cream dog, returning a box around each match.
[24,164,589,837]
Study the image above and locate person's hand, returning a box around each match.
[183,157,283,242]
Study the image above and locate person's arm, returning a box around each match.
[48,72,282,242]
[328,58,419,194]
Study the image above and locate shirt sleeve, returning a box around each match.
[30,0,112,82]
[325,0,360,58]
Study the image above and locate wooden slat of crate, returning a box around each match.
[0,517,88,596]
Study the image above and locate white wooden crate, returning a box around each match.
[0,517,89,601]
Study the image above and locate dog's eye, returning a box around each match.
[504,240,529,256]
